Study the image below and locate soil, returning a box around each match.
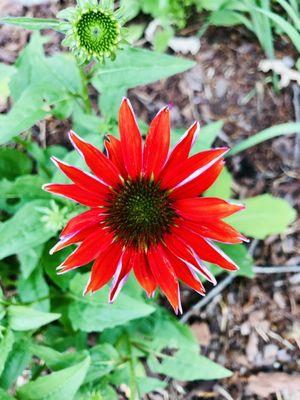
[1,1,299,399]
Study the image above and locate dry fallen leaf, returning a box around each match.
[259,59,300,88]
[247,373,300,399]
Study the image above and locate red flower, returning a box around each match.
[43,98,246,313]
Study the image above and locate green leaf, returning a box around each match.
[143,311,232,381]
[0,200,56,260]
[0,175,48,200]
[0,330,14,377]
[75,382,117,400]
[18,245,44,280]
[92,47,195,117]
[193,120,224,152]
[136,376,167,395]
[47,54,84,97]
[41,242,75,291]
[0,34,82,145]
[17,357,90,400]
[254,7,300,52]
[227,194,296,239]
[0,63,16,102]
[0,148,32,180]
[8,306,60,331]
[72,107,102,136]
[171,121,223,154]
[93,47,195,88]
[148,349,232,381]
[204,167,233,199]
[0,388,15,399]
[217,243,254,278]
[27,343,87,371]
[84,344,119,384]
[68,274,155,332]
[229,122,300,156]
[0,339,31,389]
[0,17,61,31]
[0,86,48,145]
[18,267,50,312]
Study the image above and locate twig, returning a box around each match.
[180,240,260,323]
[293,84,300,167]
[180,264,299,323]
[254,265,300,273]
[180,274,236,324]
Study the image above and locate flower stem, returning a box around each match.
[80,65,92,114]
[127,337,137,400]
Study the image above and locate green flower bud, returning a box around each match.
[59,0,125,64]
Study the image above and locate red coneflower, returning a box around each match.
[43,98,246,313]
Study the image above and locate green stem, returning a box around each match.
[79,65,92,114]
[127,337,138,400]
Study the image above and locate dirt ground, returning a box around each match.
[1,1,300,399]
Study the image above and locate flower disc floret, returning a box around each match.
[105,178,177,249]
[43,98,247,313]
[59,0,124,64]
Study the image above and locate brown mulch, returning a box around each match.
[1,1,300,399]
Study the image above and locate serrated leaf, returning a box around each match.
[8,306,60,331]
[17,357,90,400]
[227,194,296,239]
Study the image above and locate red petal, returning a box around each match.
[43,183,103,207]
[69,131,121,186]
[173,225,238,271]
[164,247,205,294]
[51,157,109,196]
[84,242,123,294]
[109,247,133,302]
[105,135,127,178]
[182,219,247,244]
[50,225,98,254]
[143,107,170,179]
[160,148,228,190]
[119,98,142,179]
[164,233,216,284]
[171,160,224,199]
[175,198,245,220]
[60,208,103,238]
[58,227,114,273]
[160,122,198,175]
[133,251,156,297]
[147,245,181,313]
